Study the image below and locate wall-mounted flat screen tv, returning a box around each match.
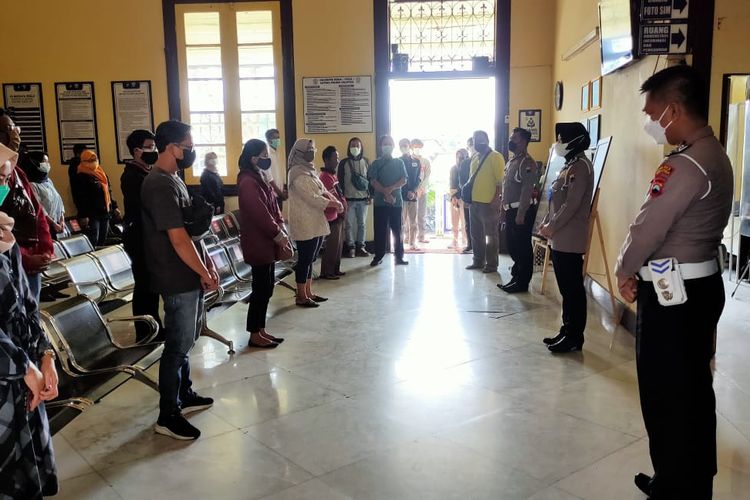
[599,0,639,75]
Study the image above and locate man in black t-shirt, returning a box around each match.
[458,137,474,253]
[141,120,219,441]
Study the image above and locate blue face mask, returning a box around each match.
[0,185,10,206]
[257,157,272,170]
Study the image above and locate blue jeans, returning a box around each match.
[159,289,204,416]
[346,200,368,247]
[84,216,109,247]
[27,273,41,304]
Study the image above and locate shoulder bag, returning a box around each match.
[461,151,491,205]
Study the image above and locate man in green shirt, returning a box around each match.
[368,135,409,267]
[466,130,505,273]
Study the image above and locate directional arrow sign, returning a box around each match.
[641,0,689,21]
[669,23,688,53]
[639,22,689,55]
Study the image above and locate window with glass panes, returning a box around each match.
[176,3,283,184]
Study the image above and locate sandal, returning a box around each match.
[311,295,328,303]
[296,299,320,308]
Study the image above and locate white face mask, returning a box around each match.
[350,146,361,157]
[399,146,410,155]
[644,106,673,145]
[206,159,217,167]
[39,162,51,173]
[554,134,583,158]
[412,148,422,157]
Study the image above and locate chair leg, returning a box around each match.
[201,324,235,355]
[277,279,296,292]
[131,367,160,392]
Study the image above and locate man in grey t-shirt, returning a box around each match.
[141,120,219,441]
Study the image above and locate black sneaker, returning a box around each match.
[154,413,201,440]
[181,393,214,415]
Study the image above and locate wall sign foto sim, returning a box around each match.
[581,81,590,112]
[590,77,602,110]
[518,109,542,143]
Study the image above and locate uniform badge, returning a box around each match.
[649,164,673,196]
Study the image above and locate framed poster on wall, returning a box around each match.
[518,109,542,142]
[55,82,99,163]
[111,81,154,163]
[303,76,373,134]
[2,83,48,153]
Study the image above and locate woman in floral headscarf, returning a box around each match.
[287,138,342,307]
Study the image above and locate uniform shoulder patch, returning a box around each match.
[649,164,673,196]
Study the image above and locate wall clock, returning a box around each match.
[554,81,564,111]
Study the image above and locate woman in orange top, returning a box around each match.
[76,150,117,247]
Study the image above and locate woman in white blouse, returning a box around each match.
[19,152,65,239]
[287,139,342,307]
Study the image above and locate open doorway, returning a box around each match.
[389,77,496,252]
[721,74,750,281]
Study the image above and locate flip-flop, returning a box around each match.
[296,299,320,308]
[311,295,328,303]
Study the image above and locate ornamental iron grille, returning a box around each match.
[389,0,496,72]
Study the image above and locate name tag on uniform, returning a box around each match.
[648,258,687,307]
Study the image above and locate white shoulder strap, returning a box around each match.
[675,153,711,200]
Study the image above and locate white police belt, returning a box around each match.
[503,202,520,210]
[638,259,718,307]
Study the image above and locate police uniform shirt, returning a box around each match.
[615,126,733,279]
[502,153,538,220]
[543,153,594,254]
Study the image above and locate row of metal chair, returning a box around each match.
[43,234,96,286]
[41,294,162,434]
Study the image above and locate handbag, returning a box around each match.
[182,193,215,238]
[348,160,369,192]
[275,240,294,261]
[461,151,491,205]
[2,181,38,245]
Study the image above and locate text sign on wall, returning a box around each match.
[55,82,99,163]
[641,0,689,21]
[639,22,688,55]
[303,76,373,134]
[518,109,542,142]
[2,83,47,153]
[112,81,155,163]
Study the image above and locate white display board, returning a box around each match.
[303,76,373,134]
[55,82,99,162]
[112,81,154,163]
[2,83,48,153]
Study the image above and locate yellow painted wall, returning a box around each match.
[551,0,666,306]
[510,0,556,162]
[0,0,168,213]
[292,0,377,163]
[551,0,750,308]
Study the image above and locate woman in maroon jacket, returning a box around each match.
[237,139,290,349]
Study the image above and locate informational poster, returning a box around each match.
[2,83,47,153]
[112,81,154,163]
[55,82,99,163]
[303,76,373,134]
[518,109,541,142]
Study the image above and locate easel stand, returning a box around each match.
[584,188,619,323]
[534,188,618,324]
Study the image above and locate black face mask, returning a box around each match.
[176,147,196,170]
[141,151,158,165]
[508,141,517,153]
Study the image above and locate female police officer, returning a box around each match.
[539,122,593,353]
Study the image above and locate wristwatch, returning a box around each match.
[42,349,57,361]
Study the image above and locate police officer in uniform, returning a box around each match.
[499,127,538,293]
[616,65,733,500]
[539,122,593,353]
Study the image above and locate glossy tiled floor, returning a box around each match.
[53,253,750,499]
